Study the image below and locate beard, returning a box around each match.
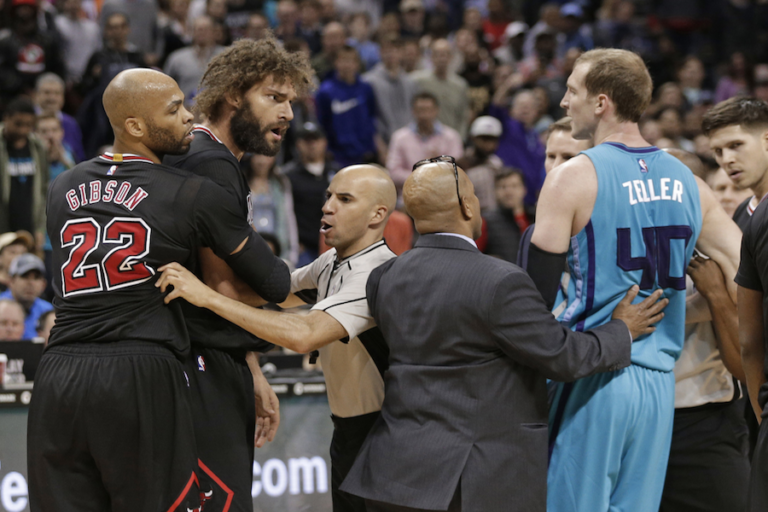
[230,100,285,156]
[146,120,191,157]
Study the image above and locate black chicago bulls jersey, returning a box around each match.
[164,127,271,352]
[46,153,253,357]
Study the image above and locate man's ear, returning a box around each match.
[595,93,609,116]
[460,196,475,221]
[762,128,768,152]
[370,205,388,227]
[124,116,144,138]
[224,91,241,109]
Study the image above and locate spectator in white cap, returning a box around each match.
[0,230,34,291]
[1,253,52,339]
[459,115,504,212]
[493,21,528,66]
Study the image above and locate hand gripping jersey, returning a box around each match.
[46,153,254,357]
[556,143,702,371]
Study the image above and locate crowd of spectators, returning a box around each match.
[0,0,767,340]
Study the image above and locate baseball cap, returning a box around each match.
[297,122,325,140]
[0,231,34,253]
[470,116,503,138]
[9,253,45,278]
[504,21,529,40]
[400,0,424,12]
[560,3,584,18]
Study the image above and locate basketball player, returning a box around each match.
[27,69,290,512]
[706,97,768,511]
[529,49,741,511]
[156,164,398,512]
[708,98,768,230]
[163,38,313,512]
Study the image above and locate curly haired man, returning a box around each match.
[163,37,314,512]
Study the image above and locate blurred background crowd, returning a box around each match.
[0,0,767,343]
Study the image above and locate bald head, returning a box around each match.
[664,148,705,178]
[102,69,194,158]
[333,164,396,214]
[323,164,397,257]
[103,69,180,134]
[404,161,480,238]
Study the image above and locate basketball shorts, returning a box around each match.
[547,364,675,512]
[186,346,256,512]
[27,341,200,512]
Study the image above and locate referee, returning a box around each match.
[157,164,397,512]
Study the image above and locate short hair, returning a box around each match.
[35,72,64,92]
[196,38,314,122]
[36,113,61,126]
[701,96,768,136]
[0,299,24,317]
[574,49,653,123]
[4,97,35,118]
[412,91,438,108]
[335,44,360,61]
[495,167,525,184]
[105,11,129,25]
[547,116,573,136]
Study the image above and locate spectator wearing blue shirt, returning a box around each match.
[557,3,594,58]
[347,12,379,71]
[316,45,378,167]
[0,253,52,340]
[34,73,85,163]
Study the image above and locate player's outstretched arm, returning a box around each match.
[739,285,766,422]
[157,263,348,353]
[694,177,741,302]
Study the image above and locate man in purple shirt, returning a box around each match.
[34,73,85,161]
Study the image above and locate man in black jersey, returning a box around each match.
[703,97,768,231]
[703,97,768,460]
[706,98,768,511]
[163,38,313,512]
[27,68,290,512]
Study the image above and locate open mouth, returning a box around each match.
[729,170,743,181]
[320,220,333,235]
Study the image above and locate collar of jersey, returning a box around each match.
[192,124,237,157]
[335,239,387,266]
[747,192,768,215]
[99,152,154,164]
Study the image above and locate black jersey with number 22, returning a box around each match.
[46,154,253,357]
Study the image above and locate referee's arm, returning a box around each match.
[157,262,347,353]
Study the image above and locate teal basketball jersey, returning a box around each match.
[556,143,702,371]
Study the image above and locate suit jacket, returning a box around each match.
[340,234,631,512]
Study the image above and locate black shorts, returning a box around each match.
[660,399,750,512]
[27,341,200,512]
[186,346,256,512]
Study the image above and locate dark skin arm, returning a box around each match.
[739,285,766,423]
[200,247,268,307]
[687,256,746,382]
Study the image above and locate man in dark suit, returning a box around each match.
[340,156,668,512]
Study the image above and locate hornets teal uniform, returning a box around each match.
[547,143,702,512]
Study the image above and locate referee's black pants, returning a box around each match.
[330,411,381,512]
[660,398,750,512]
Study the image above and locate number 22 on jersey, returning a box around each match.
[61,217,154,297]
